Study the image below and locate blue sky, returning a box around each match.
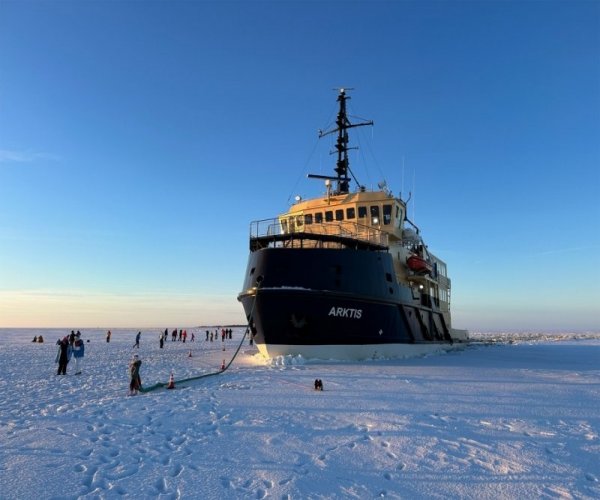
[1,1,598,330]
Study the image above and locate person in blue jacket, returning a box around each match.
[72,332,85,375]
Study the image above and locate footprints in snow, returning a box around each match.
[71,408,204,498]
[221,476,274,499]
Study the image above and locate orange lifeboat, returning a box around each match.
[407,254,432,274]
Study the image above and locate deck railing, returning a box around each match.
[249,218,389,250]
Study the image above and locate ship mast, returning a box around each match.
[309,88,373,195]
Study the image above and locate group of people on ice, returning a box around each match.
[50,327,247,395]
[55,330,85,375]
[205,328,233,342]
[157,329,196,348]
[129,328,239,350]
[163,329,194,343]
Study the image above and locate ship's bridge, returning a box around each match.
[277,190,407,245]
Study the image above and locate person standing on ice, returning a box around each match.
[55,337,72,375]
[159,331,164,349]
[129,354,142,395]
[133,331,141,348]
[106,330,111,343]
[72,331,85,375]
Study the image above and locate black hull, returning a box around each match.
[238,247,453,359]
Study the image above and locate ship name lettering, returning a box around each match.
[328,307,362,319]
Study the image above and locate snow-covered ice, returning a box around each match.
[0,328,598,499]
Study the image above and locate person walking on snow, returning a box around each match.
[72,331,85,375]
[133,331,141,348]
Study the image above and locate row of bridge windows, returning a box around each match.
[290,204,400,227]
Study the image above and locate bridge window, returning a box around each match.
[304,213,313,225]
[437,263,447,277]
[281,219,288,233]
[325,211,333,222]
[296,215,304,229]
[383,204,392,225]
[370,205,380,225]
[358,206,367,218]
[346,207,355,219]
[335,209,344,221]
[315,212,323,223]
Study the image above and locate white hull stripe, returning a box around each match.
[256,342,456,360]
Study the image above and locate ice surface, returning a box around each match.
[0,328,598,499]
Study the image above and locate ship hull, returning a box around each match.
[238,247,454,360]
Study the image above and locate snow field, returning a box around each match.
[0,329,598,499]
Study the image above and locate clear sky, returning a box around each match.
[1,1,598,331]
